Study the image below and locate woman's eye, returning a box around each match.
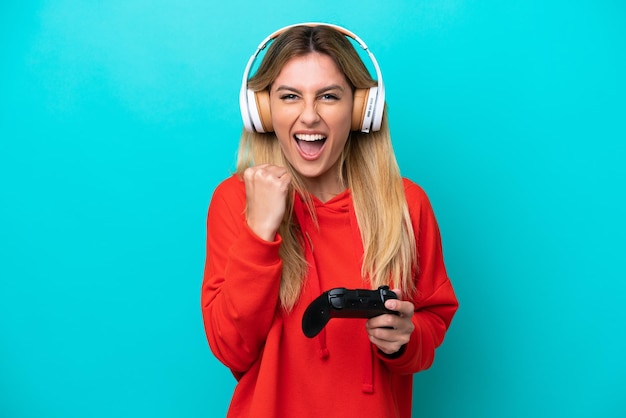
[321,94,339,101]
[280,94,298,100]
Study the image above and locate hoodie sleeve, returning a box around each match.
[376,179,458,373]
[201,176,283,376]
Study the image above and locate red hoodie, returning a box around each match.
[201,175,458,418]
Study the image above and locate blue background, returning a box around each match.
[1,1,624,417]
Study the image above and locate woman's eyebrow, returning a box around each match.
[316,84,345,95]
[274,85,302,94]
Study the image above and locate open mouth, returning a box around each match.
[294,134,327,157]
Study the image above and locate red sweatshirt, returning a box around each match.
[201,174,458,418]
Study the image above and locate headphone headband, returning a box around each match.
[239,22,386,133]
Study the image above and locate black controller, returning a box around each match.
[301,286,398,338]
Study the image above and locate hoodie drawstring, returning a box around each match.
[349,203,375,394]
[294,196,329,359]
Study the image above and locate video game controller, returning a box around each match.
[301,286,398,338]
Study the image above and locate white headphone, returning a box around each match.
[239,22,386,134]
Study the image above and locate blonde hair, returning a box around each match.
[237,25,417,310]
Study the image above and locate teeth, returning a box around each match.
[295,134,326,142]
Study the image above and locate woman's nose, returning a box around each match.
[298,100,321,125]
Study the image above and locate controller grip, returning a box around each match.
[302,294,331,338]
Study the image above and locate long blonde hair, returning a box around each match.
[237,25,417,310]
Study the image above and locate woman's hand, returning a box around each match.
[365,289,415,356]
[243,164,292,242]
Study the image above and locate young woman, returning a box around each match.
[201,23,458,418]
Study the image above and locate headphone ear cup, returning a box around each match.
[246,89,273,133]
[352,88,369,131]
[255,90,273,132]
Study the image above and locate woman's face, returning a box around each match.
[269,52,353,196]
